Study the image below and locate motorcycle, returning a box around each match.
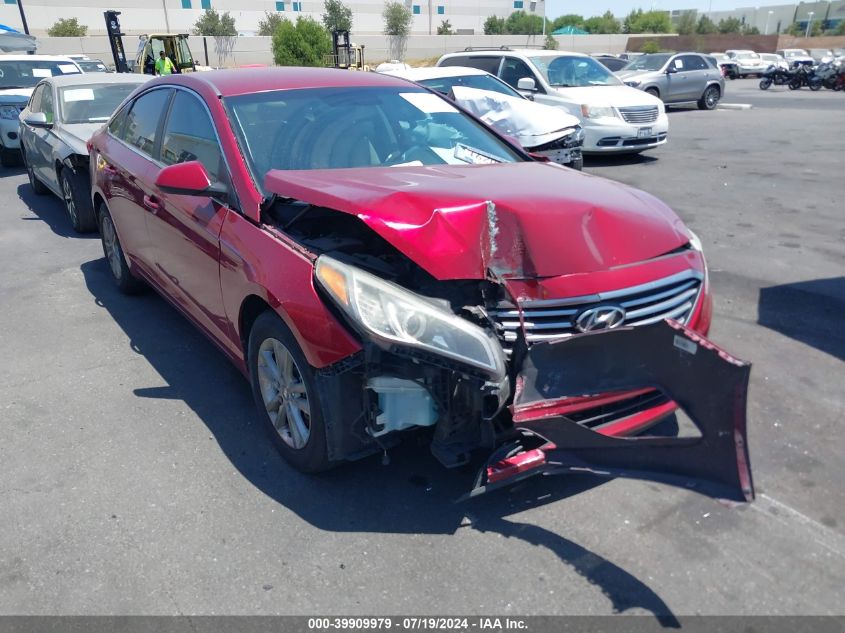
[816,59,845,90]
[759,64,792,90]
[788,64,822,91]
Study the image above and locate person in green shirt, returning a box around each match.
[155,50,176,76]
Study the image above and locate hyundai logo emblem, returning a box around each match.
[575,305,626,332]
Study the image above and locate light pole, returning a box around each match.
[17,0,30,35]
[161,0,171,33]
[805,11,814,38]
[765,10,773,35]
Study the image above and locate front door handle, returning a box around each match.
[143,194,160,213]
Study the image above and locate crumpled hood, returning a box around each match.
[264,162,691,281]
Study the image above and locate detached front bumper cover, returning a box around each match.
[465,320,754,504]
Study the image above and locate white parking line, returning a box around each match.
[718,103,754,110]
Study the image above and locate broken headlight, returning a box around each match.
[315,255,506,380]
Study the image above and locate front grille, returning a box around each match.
[618,105,659,124]
[488,269,702,353]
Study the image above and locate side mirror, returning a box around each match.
[666,65,677,74]
[155,161,227,199]
[23,112,51,128]
[517,77,536,91]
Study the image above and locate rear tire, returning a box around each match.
[0,147,20,168]
[248,311,331,473]
[98,204,145,294]
[808,78,822,91]
[698,85,720,110]
[60,168,96,233]
[788,80,801,90]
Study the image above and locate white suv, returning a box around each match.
[437,48,668,154]
[0,55,81,167]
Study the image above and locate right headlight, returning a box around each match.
[580,104,616,119]
[315,255,506,380]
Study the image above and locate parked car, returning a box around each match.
[759,53,789,71]
[809,48,833,63]
[77,59,110,73]
[776,49,815,67]
[85,68,754,504]
[616,53,724,109]
[438,48,668,154]
[592,55,629,72]
[724,50,767,77]
[0,54,82,166]
[19,73,149,231]
[708,53,740,79]
[382,66,584,169]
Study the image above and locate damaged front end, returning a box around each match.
[261,167,753,505]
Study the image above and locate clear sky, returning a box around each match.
[545,0,760,19]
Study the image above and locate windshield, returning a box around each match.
[529,55,620,87]
[59,83,142,124]
[226,87,523,191]
[78,60,108,73]
[418,74,522,99]
[622,54,672,72]
[735,52,760,60]
[0,60,81,89]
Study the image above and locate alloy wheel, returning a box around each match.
[101,215,123,281]
[705,87,719,108]
[62,175,78,225]
[256,337,311,450]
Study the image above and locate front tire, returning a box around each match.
[698,85,720,110]
[248,311,330,473]
[98,204,145,294]
[808,78,822,91]
[759,78,772,90]
[645,87,659,99]
[568,156,583,171]
[60,168,96,233]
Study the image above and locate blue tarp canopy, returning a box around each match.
[552,25,589,35]
[0,27,37,52]
[0,24,20,32]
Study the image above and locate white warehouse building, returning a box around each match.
[0,0,546,36]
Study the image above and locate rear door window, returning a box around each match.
[122,88,173,157]
[680,55,708,71]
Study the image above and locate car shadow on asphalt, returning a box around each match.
[16,183,98,240]
[585,154,659,168]
[79,257,680,624]
[758,277,845,362]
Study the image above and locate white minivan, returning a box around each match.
[437,48,668,154]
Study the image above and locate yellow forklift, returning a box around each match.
[105,10,202,74]
[325,30,368,71]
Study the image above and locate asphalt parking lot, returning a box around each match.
[1,77,843,617]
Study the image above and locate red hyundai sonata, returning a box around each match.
[89,68,752,502]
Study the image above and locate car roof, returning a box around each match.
[44,73,150,87]
[441,49,589,59]
[0,54,79,62]
[149,67,417,97]
[384,66,491,80]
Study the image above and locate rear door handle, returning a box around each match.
[143,194,160,212]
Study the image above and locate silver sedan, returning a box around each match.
[616,53,726,110]
[18,73,149,232]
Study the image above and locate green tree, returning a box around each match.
[47,18,87,37]
[193,8,237,36]
[696,15,717,34]
[622,9,643,34]
[258,11,284,36]
[676,10,697,35]
[635,10,673,33]
[322,0,353,33]
[544,33,558,50]
[383,1,412,60]
[785,22,801,36]
[836,20,845,35]
[717,17,743,34]
[437,19,453,35]
[640,39,661,54]
[505,10,544,35]
[272,16,333,66]
[743,25,760,35]
[583,11,620,34]
[483,15,506,34]
[551,14,584,32]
